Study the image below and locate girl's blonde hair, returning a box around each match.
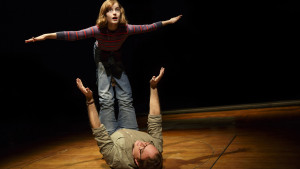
[96,0,128,28]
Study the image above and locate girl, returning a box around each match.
[25,0,182,135]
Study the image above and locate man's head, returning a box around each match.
[132,140,163,169]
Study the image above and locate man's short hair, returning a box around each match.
[137,151,163,169]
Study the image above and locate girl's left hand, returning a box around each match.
[169,15,182,24]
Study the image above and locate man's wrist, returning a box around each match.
[86,99,94,105]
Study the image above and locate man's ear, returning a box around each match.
[134,158,139,167]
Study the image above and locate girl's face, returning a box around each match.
[106,3,121,25]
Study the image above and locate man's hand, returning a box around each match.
[150,67,165,89]
[76,78,93,101]
[76,78,100,128]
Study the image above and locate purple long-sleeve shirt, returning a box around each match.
[56,22,163,52]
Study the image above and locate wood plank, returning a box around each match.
[1,106,299,169]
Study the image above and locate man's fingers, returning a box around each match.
[160,67,165,74]
[150,76,154,83]
[76,78,86,92]
[158,67,164,78]
[76,78,81,86]
[76,78,83,85]
[86,88,93,94]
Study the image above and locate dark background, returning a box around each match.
[0,0,299,155]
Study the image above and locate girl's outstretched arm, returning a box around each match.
[162,15,182,26]
[127,15,182,35]
[25,33,57,43]
[55,26,99,41]
[25,26,98,43]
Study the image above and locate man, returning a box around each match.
[76,67,165,169]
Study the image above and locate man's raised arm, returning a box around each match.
[76,78,117,167]
[149,67,165,115]
[76,78,101,128]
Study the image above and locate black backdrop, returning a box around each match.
[1,0,300,153]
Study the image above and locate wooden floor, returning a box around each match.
[1,105,300,169]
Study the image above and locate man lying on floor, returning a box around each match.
[76,67,165,169]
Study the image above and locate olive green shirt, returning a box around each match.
[92,114,163,169]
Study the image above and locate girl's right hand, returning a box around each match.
[25,34,46,43]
